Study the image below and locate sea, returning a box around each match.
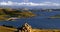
[0,11,60,29]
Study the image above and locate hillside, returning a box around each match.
[0,8,36,20]
[0,26,17,32]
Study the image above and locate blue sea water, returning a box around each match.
[0,11,60,29]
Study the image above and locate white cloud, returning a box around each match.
[0,1,60,6]
[38,2,60,6]
[0,1,13,5]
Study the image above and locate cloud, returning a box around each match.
[0,1,60,6]
[0,1,13,5]
[39,2,60,6]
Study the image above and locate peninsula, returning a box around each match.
[0,8,36,20]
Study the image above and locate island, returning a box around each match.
[49,15,60,19]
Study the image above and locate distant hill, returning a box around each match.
[0,6,60,9]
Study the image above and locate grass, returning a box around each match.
[0,26,60,32]
[0,26,17,32]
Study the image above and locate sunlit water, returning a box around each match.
[0,11,60,29]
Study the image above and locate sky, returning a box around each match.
[0,0,60,7]
[0,0,59,3]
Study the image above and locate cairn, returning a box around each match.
[19,23,33,32]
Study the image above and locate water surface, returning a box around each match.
[0,11,60,29]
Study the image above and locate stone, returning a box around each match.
[19,23,33,32]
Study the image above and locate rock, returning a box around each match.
[19,23,33,32]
